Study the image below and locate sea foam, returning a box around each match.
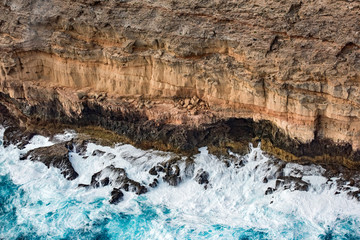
[0,127,359,239]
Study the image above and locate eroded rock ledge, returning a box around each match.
[1,0,360,168]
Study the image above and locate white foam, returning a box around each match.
[0,130,359,239]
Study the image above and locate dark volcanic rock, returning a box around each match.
[184,158,195,178]
[20,142,79,180]
[90,165,125,188]
[275,176,309,192]
[162,159,182,186]
[109,188,124,204]
[89,165,147,195]
[149,157,183,186]
[265,187,275,195]
[149,178,158,188]
[120,178,148,195]
[163,174,181,186]
[195,169,209,185]
[73,139,89,155]
[264,174,309,195]
[3,127,37,149]
[0,102,21,130]
[149,165,163,176]
[92,149,106,156]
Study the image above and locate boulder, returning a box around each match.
[89,165,147,195]
[149,178,158,188]
[275,176,309,192]
[20,142,78,180]
[195,169,209,185]
[109,188,124,204]
[162,163,181,186]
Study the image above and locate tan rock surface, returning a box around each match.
[0,0,360,151]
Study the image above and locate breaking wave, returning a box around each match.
[0,126,359,239]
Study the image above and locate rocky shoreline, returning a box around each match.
[1,89,360,170]
[1,0,360,165]
[2,124,360,204]
[1,0,360,202]
[1,103,360,203]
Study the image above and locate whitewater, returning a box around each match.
[0,126,360,239]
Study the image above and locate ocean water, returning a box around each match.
[0,126,360,240]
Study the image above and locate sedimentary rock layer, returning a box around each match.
[1,0,360,165]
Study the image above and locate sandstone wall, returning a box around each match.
[1,0,360,150]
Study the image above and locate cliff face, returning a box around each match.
[1,0,360,164]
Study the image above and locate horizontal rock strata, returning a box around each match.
[1,0,360,167]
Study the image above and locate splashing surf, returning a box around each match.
[0,126,359,239]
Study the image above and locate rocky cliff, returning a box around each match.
[1,0,360,167]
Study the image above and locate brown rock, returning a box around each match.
[3,127,36,149]
[20,142,79,180]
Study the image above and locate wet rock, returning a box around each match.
[349,179,355,186]
[90,165,125,188]
[151,157,183,186]
[3,127,36,149]
[162,161,181,186]
[64,141,74,151]
[92,149,106,156]
[264,175,310,195]
[120,179,147,195]
[184,158,195,178]
[265,161,286,181]
[109,188,124,204]
[323,164,360,197]
[149,167,157,176]
[106,153,116,160]
[73,139,89,155]
[149,165,164,176]
[169,164,180,176]
[235,160,245,168]
[223,159,231,168]
[90,165,147,195]
[100,177,110,187]
[163,175,181,186]
[149,178,158,188]
[275,162,287,178]
[275,176,309,192]
[20,142,79,180]
[265,187,275,195]
[195,169,209,185]
[149,166,158,176]
[348,190,360,201]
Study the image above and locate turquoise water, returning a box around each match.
[0,128,360,239]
